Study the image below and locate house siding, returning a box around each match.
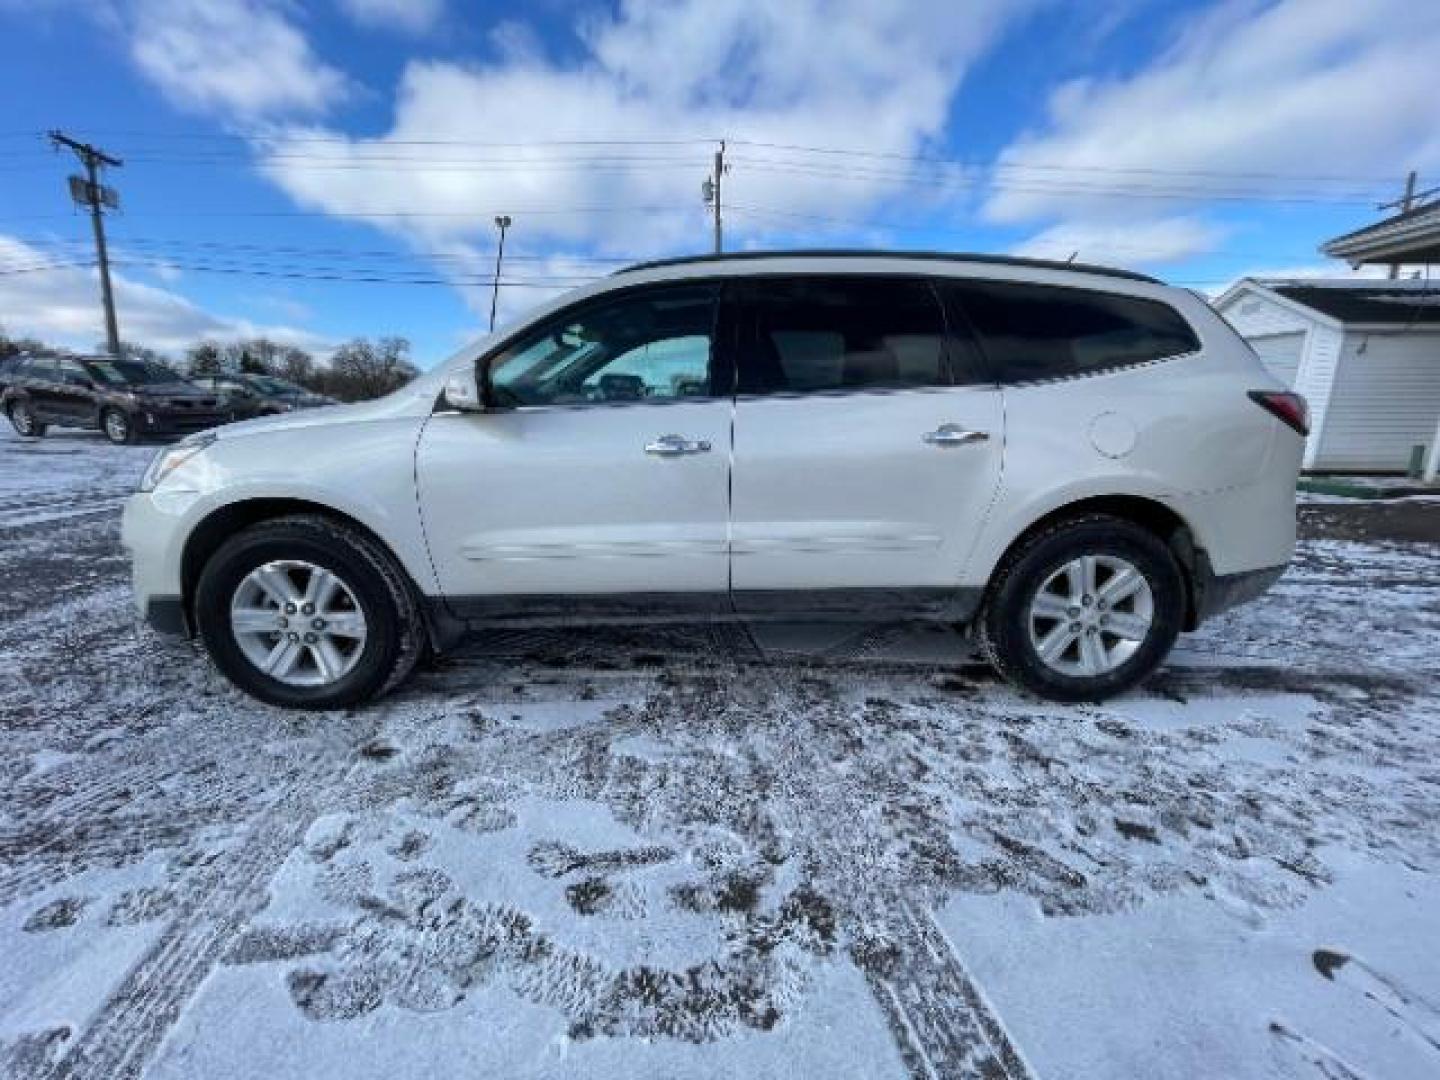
[1313,331,1440,471]
[1294,326,1344,470]
[1216,289,1311,337]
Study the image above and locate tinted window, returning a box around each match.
[947,281,1199,383]
[737,277,957,395]
[57,359,91,386]
[488,284,718,407]
[86,359,178,386]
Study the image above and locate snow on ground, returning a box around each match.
[1,427,1438,1079]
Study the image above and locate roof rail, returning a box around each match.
[613,249,1161,284]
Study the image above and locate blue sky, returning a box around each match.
[1,0,1436,368]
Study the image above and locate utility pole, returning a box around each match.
[702,141,727,253]
[1382,170,1417,280]
[50,131,123,355]
[489,214,511,332]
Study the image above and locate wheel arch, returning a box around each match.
[180,497,461,651]
[980,493,1205,630]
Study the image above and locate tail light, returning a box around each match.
[1248,390,1309,436]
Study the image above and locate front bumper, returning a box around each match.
[135,410,229,437]
[121,493,191,636]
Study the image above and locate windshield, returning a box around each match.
[243,375,307,396]
[85,359,181,386]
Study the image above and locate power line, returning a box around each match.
[725,139,1403,186]
[5,130,1406,186]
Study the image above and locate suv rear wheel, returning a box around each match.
[101,407,136,445]
[194,515,426,709]
[8,400,46,438]
[978,514,1185,703]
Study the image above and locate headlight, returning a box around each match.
[139,432,217,493]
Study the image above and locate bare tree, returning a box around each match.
[279,346,315,384]
[113,340,172,367]
[186,341,223,375]
[324,336,418,401]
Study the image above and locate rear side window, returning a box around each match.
[736,277,961,395]
[946,281,1199,383]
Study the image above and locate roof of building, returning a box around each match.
[1263,280,1440,325]
[613,249,1162,284]
[1321,200,1440,264]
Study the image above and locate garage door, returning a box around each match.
[1249,331,1305,387]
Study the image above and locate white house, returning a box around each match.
[1213,279,1440,473]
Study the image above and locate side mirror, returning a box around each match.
[441,367,482,412]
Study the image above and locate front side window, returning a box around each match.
[58,358,91,386]
[487,284,718,408]
[946,281,1199,383]
[736,276,957,395]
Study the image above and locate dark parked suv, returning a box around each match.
[2,355,226,444]
[189,373,336,418]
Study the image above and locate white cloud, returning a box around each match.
[988,0,1440,259]
[251,0,1044,317]
[0,235,329,356]
[126,0,347,119]
[1011,216,1226,266]
[336,0,443,34]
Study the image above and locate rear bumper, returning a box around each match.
[1191,555,1287,625]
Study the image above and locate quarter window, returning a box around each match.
[947,281,1199,383]
[737,277,960,395]
[487,285,718,407]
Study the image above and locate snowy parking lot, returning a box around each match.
[2,428,1438,1080]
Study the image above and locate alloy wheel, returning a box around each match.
[229,560,369,687]
[1026,554,1155,678]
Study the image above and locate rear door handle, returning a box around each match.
[922,424,989,447]
[645,434,712,457]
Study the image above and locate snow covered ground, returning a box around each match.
[1,427,1437,1080]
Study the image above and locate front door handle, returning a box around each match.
[645,434,712,457]
[922,424,989,447]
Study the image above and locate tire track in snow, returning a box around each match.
[859,900,1034,1080]
[40,756,355,1080]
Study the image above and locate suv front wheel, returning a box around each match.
[194,515,426,709]
[978,514,1185,703]
[101,407,136,445]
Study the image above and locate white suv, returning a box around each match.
[122,252,1306,709]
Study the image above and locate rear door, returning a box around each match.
[728,275,1004,608]
[22,357,63,422]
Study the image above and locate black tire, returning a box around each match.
[977,514,1185,703]
[7,400,46,438]
[101,407,136,445]
[194,514,426,709]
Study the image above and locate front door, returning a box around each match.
[416,282,732,609]
[728,275,1004,609]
